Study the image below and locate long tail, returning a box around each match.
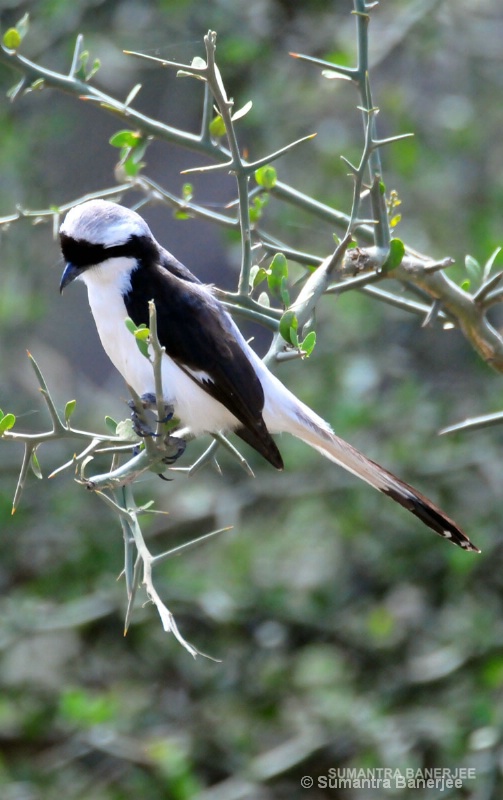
[274,399,479,553]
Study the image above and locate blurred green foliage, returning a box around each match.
[1,1,503,798]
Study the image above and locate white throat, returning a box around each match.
[79,255,155,397]
[79,255,137,295]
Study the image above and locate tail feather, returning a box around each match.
[283,406,479,553]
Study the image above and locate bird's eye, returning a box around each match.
[60,234,109,267]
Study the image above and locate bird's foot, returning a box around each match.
[157,406,174,424]
[137,393,174,422]
[162,435,186,465]
[128,403,159,438]
[157,435,186,480]
[127,395,175,437]
[137,392,157,408]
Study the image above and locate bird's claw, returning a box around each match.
[162,435,186,465]
[128,395,175,437]
[137,394,174,422]
[157,435,186,480]
[129,407,159,438]
[137,392,156,408]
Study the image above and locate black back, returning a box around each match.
[123,242,284,470]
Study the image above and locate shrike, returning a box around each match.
[59,199,478,553]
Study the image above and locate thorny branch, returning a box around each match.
[1,0,503,649]
[0,12,503,371]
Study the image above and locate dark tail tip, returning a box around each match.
[382,484,480,553]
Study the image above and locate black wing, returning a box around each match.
[124,260,283,469]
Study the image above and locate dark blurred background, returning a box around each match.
[1,1,503,798]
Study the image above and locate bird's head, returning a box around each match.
[59,199,155,292]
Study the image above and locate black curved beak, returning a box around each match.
[59,262,80,293]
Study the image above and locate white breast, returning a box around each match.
[80,258,240,436]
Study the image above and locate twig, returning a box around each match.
[2,26,503,370]
[95,485,204,655]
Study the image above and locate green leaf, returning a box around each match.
[134,328,150,341]
[123,156,144,178]
[177,68,205,80]
[64,399,77,424]
[279,310,298,345]
[460,279,471,292]
[182,183,193,201]
[249,265,267,290]
[482,247,502,282]
[15,13,30,40]
[87,58,101,81]
[119,132,148,176]
[255,165,277,190]
[209,115,226,138]
[190,56,206,70]
[124,83,142,107]
[130,139,149,163]
[109,130,141,148]
[125,319,150,356]
[231,99,252,121]
[0,413,16,433]
[134,326,150,356]
[173,184,194,218]
[465,254,481,283]
[3,28,21,50]
[135,339,149,358]
[105,416,118,435]
[30,450,43,480]
[280,276,290,307]
[125,317,138,334]
[300,331,317,356]
[267,253,288,295]
[249,194,269,224]
[7,77,27,101]
[176,56,207,80]
[382,238,405,273]
[75,50,90,81]
[116,419,139,441]
[322,68,353,81]
[139,500,156,511]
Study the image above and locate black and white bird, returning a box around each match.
[59,199,479,553]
